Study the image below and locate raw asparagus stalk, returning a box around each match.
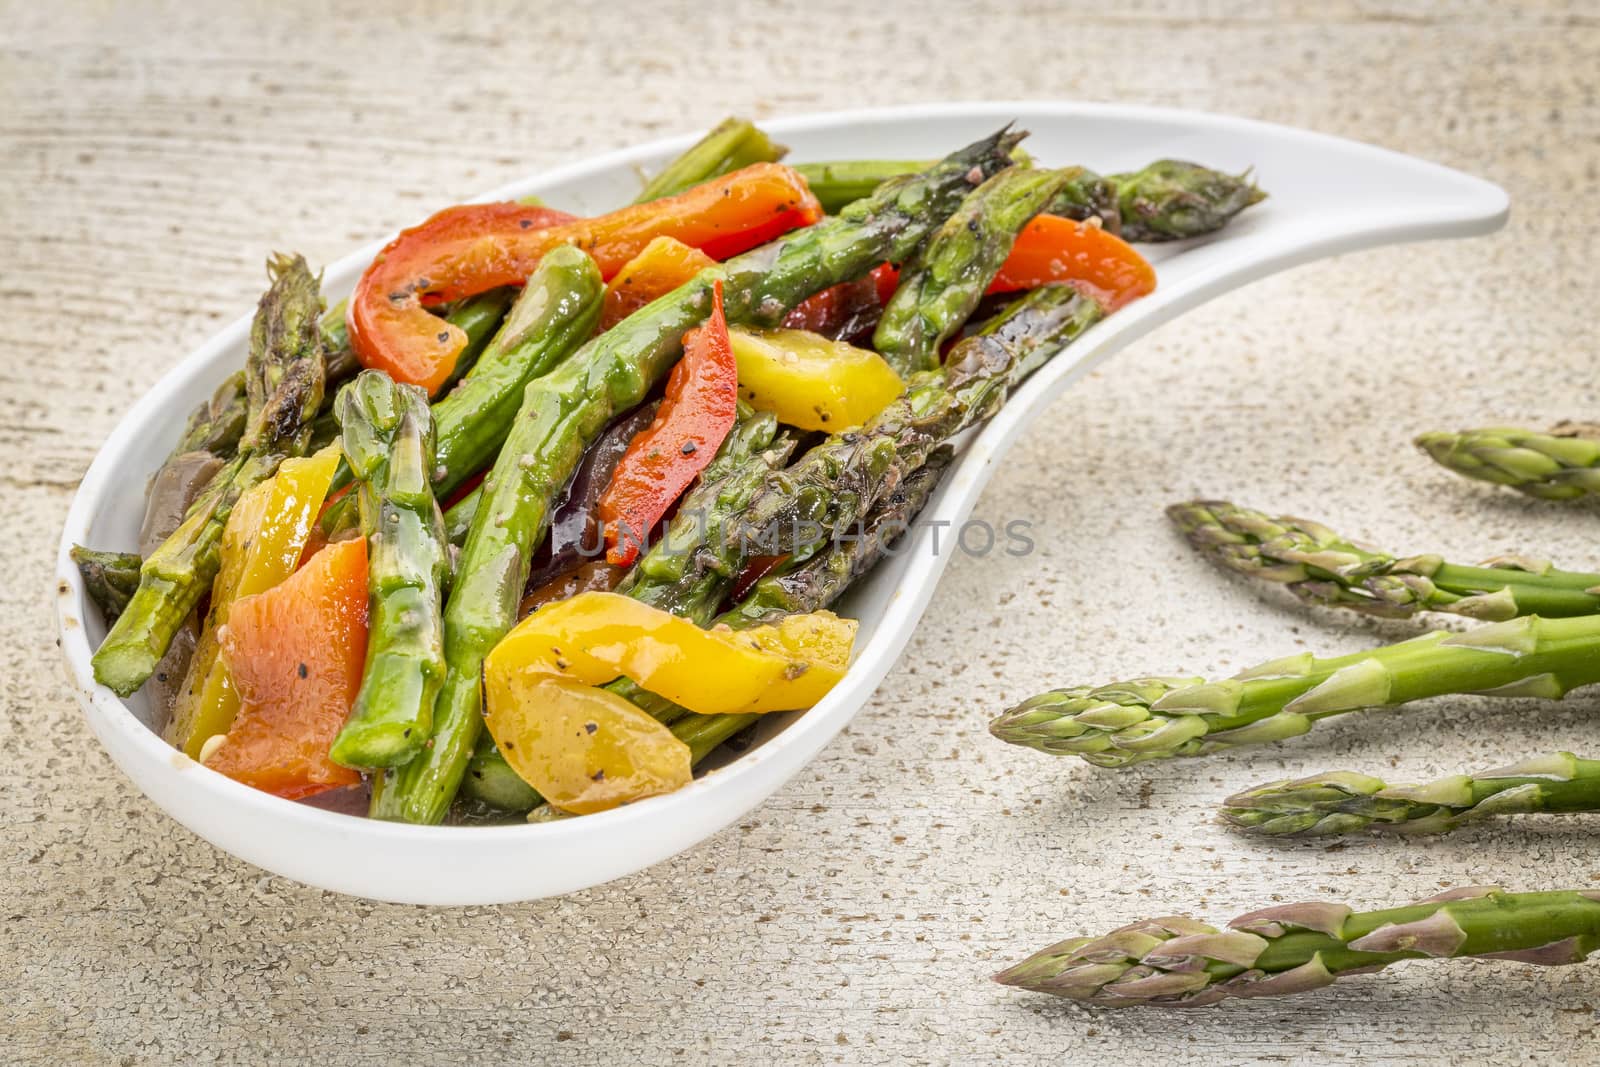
[91,254,327,696]
[995,887,1600,1007]
[635,117,786,203]
[990,614,1600,767]
[373,130,1024,824]
[71,548,143,624]
[874,166,1075,374]
[736,283,1103,564]
[486,449,953,817]
[1109,159,1265,242]
[1169,499,1600,620]
[1222,751,1600,837]
[328,371,450,769]
[1416,425,1600,500]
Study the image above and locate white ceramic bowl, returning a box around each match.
[56,102,1507,904]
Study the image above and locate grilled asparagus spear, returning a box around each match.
[636,117,786,202]
[874,166,1074,375]
[328,371,450,770]
[1108,159,1265,242]
[92,255,327,696]
[735,284,1102,565]
[796,157,1263,241]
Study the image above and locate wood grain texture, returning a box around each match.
[4,1,1600,1063]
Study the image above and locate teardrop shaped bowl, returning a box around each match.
[56,102,1507,904]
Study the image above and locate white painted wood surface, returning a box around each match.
[5,2,1598,1062]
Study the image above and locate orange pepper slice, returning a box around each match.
[988,214,1156,311]
[600,236,717,330]
[205,538,369,799]
[348,164,822,395]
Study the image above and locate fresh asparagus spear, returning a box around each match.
[995,887,1600,1007]
[1109,159,1265,242]
[372,130,1024,824]
[1169,499,1600,620]
[635,117,786,203]
[327,371,450,769]
[1222,751,1600,837]
[736,284,1103,565]
[1416,425,1600,501]
[71,548,143,624]
[92,255,327,696]
[874,166,1074,375]
[990,614,1600,767]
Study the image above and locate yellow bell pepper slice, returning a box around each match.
[482,591,857,814]
[164,445,342,757]
[728,326,903,432]
[484,678,691,816]
[486,591,856,715]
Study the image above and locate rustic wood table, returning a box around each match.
[6,2,1598,1062]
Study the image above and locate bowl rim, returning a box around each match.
[55,98,1510,858]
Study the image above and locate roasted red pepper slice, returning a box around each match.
[348,203,575,395]
[988,215,1156,311]
[598,282,738,566]
[348,165,821,396]
[206,537,369,800]
[731,553,789,601]
[782,263,899,340]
